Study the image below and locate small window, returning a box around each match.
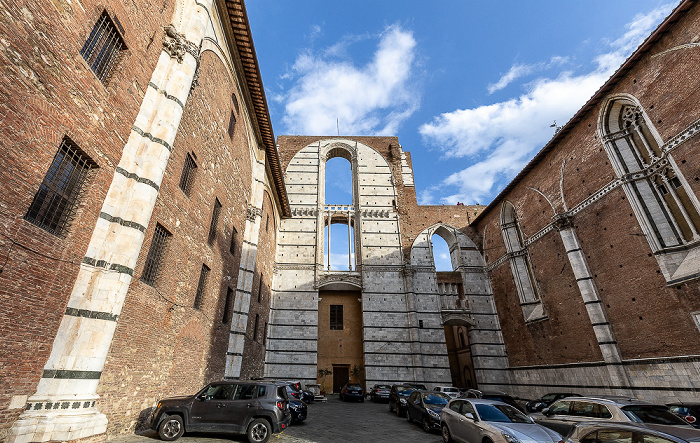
[330,305,343,330]
[222,287,233,323]
[419,320,424,329]
[25,136,97,236]
[193,264,210,309]
[253,314,259,341]
[266,214,269,232]
[670,177,682,189]
[141,223,172,286]
[257,279,263,303]
[229,226,238,255]
[263,321,268,345]
[658,184,669,195]
[80,11,127,84]
[228,111,236,139]
[208,198,222,244]
[231,93,239,113]
[179,153,197,196]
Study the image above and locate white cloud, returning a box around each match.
[280,24,419,135]
[419,3,676,205]
[488,63,540,94]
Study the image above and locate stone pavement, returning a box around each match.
[107,395,443,443]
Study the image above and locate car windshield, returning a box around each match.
[541,394,558,401]
[476,404,533,423]
[398,387,413,396]
[376,385,391,389]
[347,384,361,389]
[621,406,688,425]
[444,388,459,393]
[423,393,450,405]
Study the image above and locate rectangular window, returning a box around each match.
[179,152,197,196]
[80,10,127,84]
[25,137,96,236]
[193,264,210,309]
[263,321,268,345]
[231,93,239,113]
[222,287,234,323]
[257,279,263,303]
[208,198,222,244]
[330,305,343,330]
[253,314,259,341]
[228,111,236,139]
[141,223,172,286]
[229,226,238,255]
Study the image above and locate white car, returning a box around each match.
[441,398,562,443]
[434,386,461,399]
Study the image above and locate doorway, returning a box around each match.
[332,365,349,393]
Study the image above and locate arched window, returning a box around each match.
[325,157,353,205]
[500,201,545,322]
[600,96,700,283]
[430,233,453,271]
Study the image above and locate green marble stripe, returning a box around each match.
[65,307,119,322]
[132,125,172,152]
[42,369,102,379]
[99,212,147,233]
[115,166,159,191]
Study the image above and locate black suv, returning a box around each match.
[150,380,291,443]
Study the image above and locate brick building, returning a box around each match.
[1,0,700,441]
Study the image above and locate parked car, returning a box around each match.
[389,384,415,417]
[406,390,451,432]
[288,399,307,424]
[668,403,700,428]
[441,398,562,443]
[434,386,461,399]
[369,384,392,402]
[462,389,526,412]
[150,380,291,443]
[405,382,428,390]
[339,383,364,402]
[535,395,695,439]
[561,421,700,443]
[280,380,314,403]
[526,393,582,412]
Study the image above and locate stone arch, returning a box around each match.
[410,223,479,269]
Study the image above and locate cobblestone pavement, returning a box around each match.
[108,395,443,443]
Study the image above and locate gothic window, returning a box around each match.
[500,201,546,322]
[600,96,700,283]
[25,136,97,236]
[430,233,452,271]
[141,223,172,286]
[179,152,197,196]
[80,11,127,84]
[208,198,222,244]
[193,264,210,309]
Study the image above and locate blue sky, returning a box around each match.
[246,1,678,270]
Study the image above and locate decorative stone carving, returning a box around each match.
[246,204,262,221]
[316,272,362,289]
[551,212,574,231]
[163,25,200,63]
[621,105,642,128]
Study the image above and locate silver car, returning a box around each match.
[441,398,562,443]
[561,421,700,443]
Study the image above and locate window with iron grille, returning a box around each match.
[253,314,259,341]
[222,287,233,323]
[25,137,97,236]
[80,11,127,84]
[229,226,238,255]
[228,111,236,139]
[141,223,172,286]
[193,264,210,309]
[330,305,343,330]
[179,152,197,196]
[208,198,222,244]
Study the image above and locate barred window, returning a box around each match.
[179,152,197,196]
[330,305,343,330]
[228,111,236,139]
[193,264,210,309]
[141,224,172,286]
[25,137,96,236]
[229,226,238,255]
[222,287,234,323]
[208,198,222,244]
[80,11,127,84]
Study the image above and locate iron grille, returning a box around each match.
[193,264,210,309]
[80,11,127,84]
[330,305,343,330]
[222,287,233,323]
[141,224,172,286]
[179,153,197,196]
[25,137,96,236]
[228,111,236,139]
[208,198,222,244]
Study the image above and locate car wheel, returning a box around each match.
[442,424,453,443]
[422,417,431,433]
[246,418,271,443]
[158,415,184,441]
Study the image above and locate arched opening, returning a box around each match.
[324,220,355,271]
[431,233,453,271]
[325,157,353,205]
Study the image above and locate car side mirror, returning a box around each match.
[541,408,552,416]
[464,412,477,421]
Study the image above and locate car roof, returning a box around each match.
[567,421,688,442]
[565,395,653,406]
[459,398,522,406]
